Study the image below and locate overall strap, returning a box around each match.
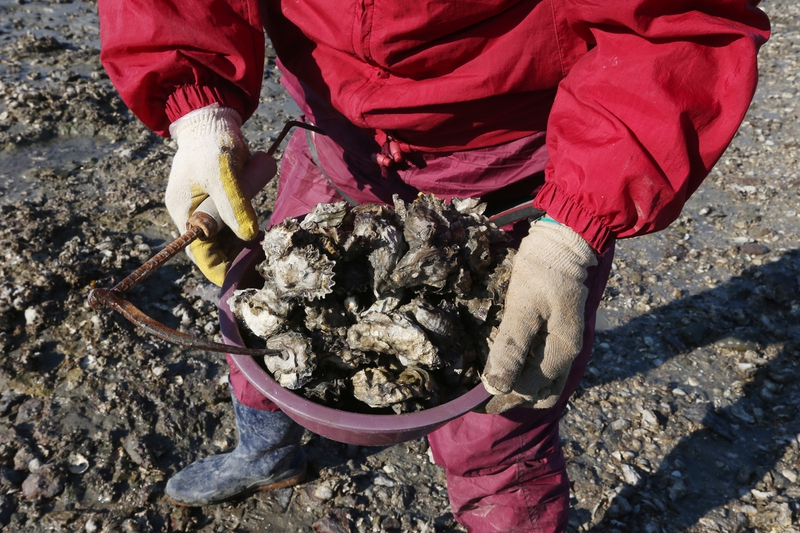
[305,128,359,207]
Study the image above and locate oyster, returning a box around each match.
[270,245,336,301]
[299,200,349,230]
[464,225,492,274]
[343,203,407,295]
[260,218,299,259]
[304,298,349,334]
[264,331,316,390]
[457,296,493,324]
[396,194,450,245]
[229,193,515,412]
[388,195,460,291]
[451,196,486,216]
[400,298,460,348]
[401,298,476,384]
[352,367,435,409]
[346,311,442,369]
[388,240,460,291]
[486,248,516,302]
[303,377,348,408]
[228,286,291,338]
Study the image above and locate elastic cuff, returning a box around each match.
[165,85,247,136]
[169,105,243,141]
[533,182,614,253]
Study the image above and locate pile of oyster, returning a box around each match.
[228,194,515,413]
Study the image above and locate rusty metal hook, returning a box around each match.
[88,288,281,356]
[87,119,324,356]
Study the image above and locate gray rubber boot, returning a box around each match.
[165,394,306,506]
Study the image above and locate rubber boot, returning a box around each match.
[165,394,307,506]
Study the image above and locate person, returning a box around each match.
[97,1,769,530]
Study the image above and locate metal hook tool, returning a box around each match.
[88,120,323,356]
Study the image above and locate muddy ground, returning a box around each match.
[0,1,798,532]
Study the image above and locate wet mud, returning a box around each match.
[0,1,798,532]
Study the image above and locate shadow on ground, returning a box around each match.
[581,248,799,532]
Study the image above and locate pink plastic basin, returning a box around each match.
[219,238,491,446]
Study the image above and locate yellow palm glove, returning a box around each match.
[481,219,598,414]
[166,106,276,285]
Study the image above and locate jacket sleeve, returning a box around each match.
[533,0,770,252]
[98,0,265,137]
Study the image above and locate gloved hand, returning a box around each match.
[481,218,598,414]
[166,105,277,286]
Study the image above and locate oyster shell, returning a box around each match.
[400,298,460,347]
[228,287,291,338]
[271,245,336,301]
[451,197,486,216]
[264,331,316,390]
[303,378,348,408]
[395,194,450,245]
[304,298,349,334]
[260,218,299,259]
[486,248,516,302]
[343,203,407,295]
[346,310,442,369]
[352,367,435,409]
[388,239,460,291]
[299,200,349,230]
[464,225,492,274]
[230,193,515,412]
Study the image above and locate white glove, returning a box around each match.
[166,105,276,286]
[481,218,598,413]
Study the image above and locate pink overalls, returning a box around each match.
[95,0,766,528]
[226,86,614,532]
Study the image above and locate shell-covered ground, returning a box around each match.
[0,1,798,532]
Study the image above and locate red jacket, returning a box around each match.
[98,0,769,252]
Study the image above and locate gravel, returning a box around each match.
[0,1,798,532]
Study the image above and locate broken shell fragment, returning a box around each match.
[67,453,89,474]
